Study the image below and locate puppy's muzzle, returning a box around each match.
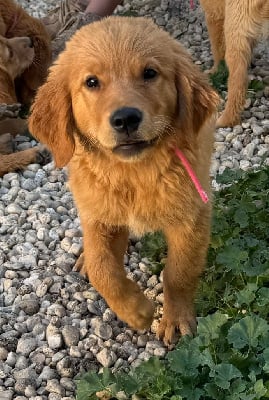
[111,107,154,158]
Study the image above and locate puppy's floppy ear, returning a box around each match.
[29,64,75,167]
[173,43,219,133]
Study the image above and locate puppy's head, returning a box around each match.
[0,35,34,79]
[29,17,218,167]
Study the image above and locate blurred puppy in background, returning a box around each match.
[200,0,269,127]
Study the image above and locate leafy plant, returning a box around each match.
[209,60,229,93]
[76,166,269,399]
[248,79,265,93]
[209,61,266,95]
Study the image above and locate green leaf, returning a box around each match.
[209,60,229,93]
[135,357,164,379]
[76,371,104,399]
[115,374,139,396]
[262,348,269,373]
[179,387,204,400]
[248,79,265,91]
[102,368,115,387]
[204,383,223,399]
[227,315,269,349]
[236,284,258,307]
[216,246,249,271]
[254,379,267,397]
[167,347,201,377]
[215,168,243,185]
[234,208,249,228]
[210,363,242,389]
[197,312,228,341]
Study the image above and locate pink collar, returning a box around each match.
[190,0,195,10]
[175,147,209,204]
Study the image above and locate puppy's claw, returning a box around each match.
[73,253,86,276]
[157,315,197,345]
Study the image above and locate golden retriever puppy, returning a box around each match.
[0,35,34,103]
[29,17,219,344]
[0,0,51,105]
[0,35,49,176]
[200,0,269,127]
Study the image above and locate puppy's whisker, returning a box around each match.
[75,125,100,152]
[152,115,175,138]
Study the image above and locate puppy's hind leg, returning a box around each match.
[80,222,154,330]
[200,0,225,73]
[204,17,225,73]
[217,1,255,127]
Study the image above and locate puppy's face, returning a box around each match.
[0,36,34,79]
[29,17,219,167]
[67,21,179,160]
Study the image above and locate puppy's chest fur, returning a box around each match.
[69,150,203,236]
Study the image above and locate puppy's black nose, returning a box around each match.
[110,107,143,135]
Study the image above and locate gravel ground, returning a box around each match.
[0,1,268,399]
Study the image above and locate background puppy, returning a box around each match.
[200,0,269,127]
[0,36,49,176]
[29,17,219,344]
[0,0,51,105]
[0,35,34,103]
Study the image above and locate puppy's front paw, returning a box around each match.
[126,294,155,331]
[111,281,155,331]
[157,309,197,345]
[35,145,52,165]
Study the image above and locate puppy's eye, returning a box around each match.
[85,76,100,89]
[143,68,157,81]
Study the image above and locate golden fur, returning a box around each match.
[200,0,269,127]
[0,133,49,177]
[0,35,47,176]
[0,35,34,103]
[29,17,219,344]
[0,0,51,105]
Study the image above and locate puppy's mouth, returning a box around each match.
[113,138,158,157]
